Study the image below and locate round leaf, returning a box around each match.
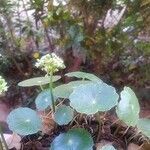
[65,71,102,83]
[116,87,140,126]
[18,76,61,87]
[99,145,117,150]
[7,107,42,135]
[54,105,74,125]
[69,83,119,115]
[50,128,94,150]
[68,80,91,86]
[53,84,73,99]
[35,89,54,111]
[53,80,91,99]
[137,118,150,139]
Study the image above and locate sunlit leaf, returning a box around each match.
[69,83,119,115]
[65,71,102,83]
[7,107,42,135]
[18,76,61,87]
[54,105,74,125]
[116,87,140,126]
[50,128,94,150]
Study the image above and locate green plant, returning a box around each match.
[0,76,8,94]
[5,53,150,150]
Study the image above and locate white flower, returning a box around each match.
[0,76,8,95]
[53,0,68,6]
[35,53,66,74]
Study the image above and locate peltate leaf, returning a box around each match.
[7,107,42,135]
[53,80,91,99]
[116,87,140,126]
[65,71,102,83]
[35,89,54,111]
[18,76,61,87]
[50,128,94,150]
[54,105,74,125]
[69,83,119,115]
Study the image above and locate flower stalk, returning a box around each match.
[35,53,66,75]
[49,72,55,112]
[35,53,66,113]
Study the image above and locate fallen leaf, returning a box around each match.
[127,143,140,150]
[4,133,21,150]
[38,111,55,134]
[139,142,150,150]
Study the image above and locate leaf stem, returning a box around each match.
[49,72,55,112]
[96,112,101,142]
[0,124,8,150]
[40,84,44,91]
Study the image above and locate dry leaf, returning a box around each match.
[127,143,140,150]
[140,142,150,150]
[38,111,55,134]
[4,133,21,150]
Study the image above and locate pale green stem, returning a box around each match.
[49,72,55,112]
[40,84,44,91]
[0,125,8,150]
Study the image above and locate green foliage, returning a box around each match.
[35,89,55,111]
[53,80,91,99]
[54,105,74,125]
[68,25,84,44]
[135,41,150,56]
[7,107,42,135]
[0,55,12,74]
[65,71,102,83]
[137,118,150,138]
[116,87,140,126]
[5,53,150,148]
[53,83,73,99]
[69,82,119,114]
[50,128,94,150]
[18,76,61,87]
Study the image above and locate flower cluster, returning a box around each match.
[35,53,66,74]
[0,76,8,94]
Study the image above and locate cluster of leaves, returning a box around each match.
[6,70,150,149]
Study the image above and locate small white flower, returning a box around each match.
[35,53,66,74]
[0,76,8,95]
[53,0,68,6]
